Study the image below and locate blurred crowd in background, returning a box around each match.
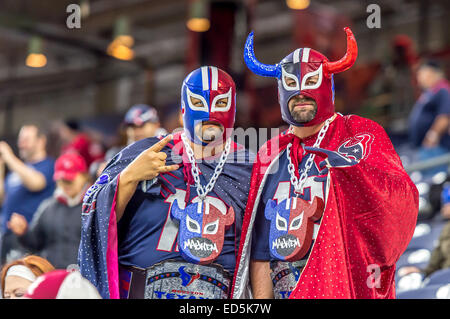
[0,0,449,299]
[0,103,168,298]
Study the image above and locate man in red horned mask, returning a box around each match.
[230,28,419,299]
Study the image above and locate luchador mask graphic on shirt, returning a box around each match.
[171,197,235,264]
[265,196,324,262]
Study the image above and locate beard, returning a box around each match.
[288,96,318,123]
[202,127,222,141]
[195,122,224,143]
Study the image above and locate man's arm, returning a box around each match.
[423,89,450,147]
[250,260,274,299]
[114,135,179,222]
[0,142,46,192]
[8,199,52,252]
[115,171,139,223]
[423,114,450,147]
[9,212,45,252]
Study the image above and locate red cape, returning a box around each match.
[230,114,419,299]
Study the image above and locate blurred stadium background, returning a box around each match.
[0,0,449,298]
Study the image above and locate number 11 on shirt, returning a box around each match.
[156,189,187,252]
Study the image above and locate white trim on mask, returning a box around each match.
[186,87,209,112]
[276,212,288,231]
[281,67,300,91]
[302,48,310,63]
[186,214,201,234]
[293,48,301,64]
[201,66,209,91]
[210,87,232,112]
[301,64,323,90]
[203,219,219,235]
[210,66,218,91]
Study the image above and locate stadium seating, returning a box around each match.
[397,283,450,299]
[422,268,450,287]
[395,165,450,298]
[405,221,444,251]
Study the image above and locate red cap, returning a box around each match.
[25,270,102,299]
[53,152,87,181]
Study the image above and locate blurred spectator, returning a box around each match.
[1,255,54,299]
[389,35,418,117]
[92,104,167,179]
[58,119,105,167]
[408,60,450,160]
[90,146,124,181]
[363,34,417,132]
[442,202,450,220]
[123,104,167,145]
[8,153,90,269]
[400,221,450,278]
[0,124,55,264]
[420,221,450,277]
[399,184,450,277]
[439,182,450,220]
[25,269,101,299]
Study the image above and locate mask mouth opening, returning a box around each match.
[194,120,225,144]
[287,94,318,123]
[184,237,218,258]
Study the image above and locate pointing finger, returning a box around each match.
[148,135,173,153]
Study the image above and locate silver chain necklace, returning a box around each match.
[286,116,334,195]
[181,132,232,201]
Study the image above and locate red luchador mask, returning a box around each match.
[244,27,358,127]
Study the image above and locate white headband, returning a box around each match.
[5,265,37,283]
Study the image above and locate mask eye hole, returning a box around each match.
[284,76,297,88]
[186,214,201,234]
[214,98,228,108]
[289,213,303,231]
[301,64,323,90]
[211,88,232,112]
[281,67,299,91]
[186,87,209,112]
[276,212,288,231]
[304,74,319,86]
[190,96,204,108]
[203,219,219,235]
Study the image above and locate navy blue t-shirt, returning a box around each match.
[409,86,450,149]
[1,158,55,233]
[251,149,328,263]
[116,139,253,277]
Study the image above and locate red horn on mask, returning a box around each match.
[323,27,358,77]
